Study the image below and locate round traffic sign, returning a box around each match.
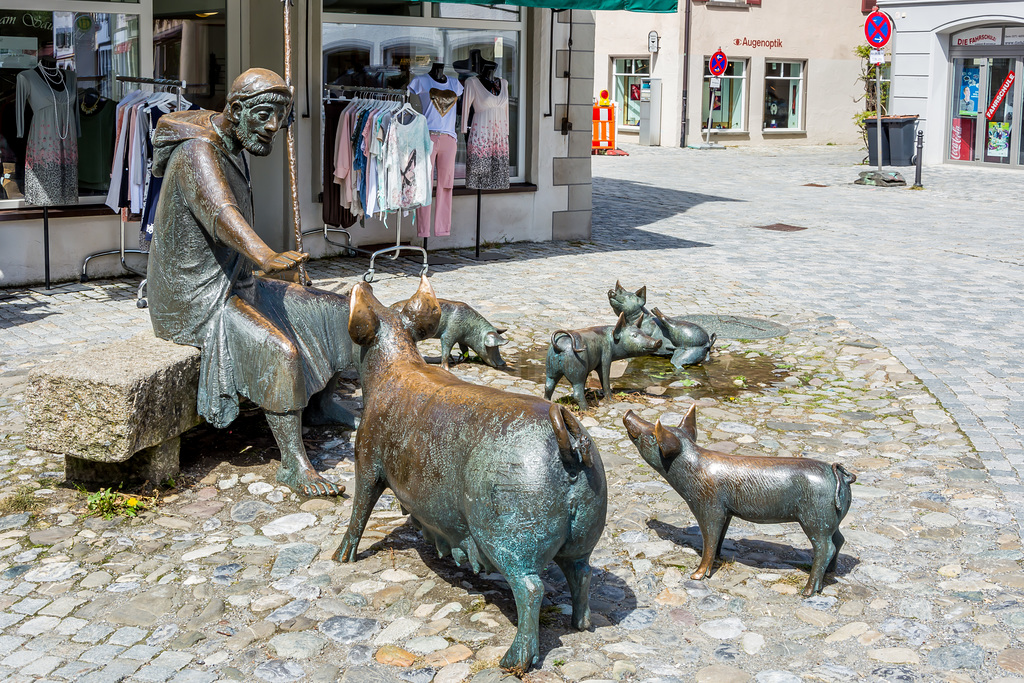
[864,10,893,49]
[709,50,728,77]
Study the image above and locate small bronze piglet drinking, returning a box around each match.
[623,406,856,595]
[608,281,715,367]
[340,276,607,673]
[545,313,662,409]
[391,297,508,370]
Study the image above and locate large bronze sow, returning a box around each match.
[338,277,607,673]
[623,405,856,596]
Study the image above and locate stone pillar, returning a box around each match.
[552,10,595,241]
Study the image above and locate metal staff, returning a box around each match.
[282,0,310,285]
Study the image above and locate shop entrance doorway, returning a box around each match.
[949,53,1023,167]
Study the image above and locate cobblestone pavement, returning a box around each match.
[1,145,1024,682]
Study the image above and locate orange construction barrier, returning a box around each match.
[593,99,616,152]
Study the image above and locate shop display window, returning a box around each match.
[701,57,746,131]
[612,57,648,128]
[0,8,140,206]
[323,14,524,183]
[763,60,803,130]
[153,0,228,112]
[431,3,519,21]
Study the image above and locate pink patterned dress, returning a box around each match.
[16,68,80,206]
[461,77,510,190]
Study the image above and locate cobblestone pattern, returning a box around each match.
[0,145,1022,682]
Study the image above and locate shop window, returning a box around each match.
[153,0,228,111]
[431,3,520,21]
[763,60,803,130]
[0,8,140,206]
[322,14,524,183]
[612,57,649,128]
[701,57,746,131]
[324,0,423,18]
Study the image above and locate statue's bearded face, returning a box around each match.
[230,97,290,156]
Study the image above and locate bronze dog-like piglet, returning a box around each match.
[623,405,856,595]
[339,277,607,673]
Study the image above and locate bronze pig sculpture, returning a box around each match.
[623,406,856,596]
[544,313,662,409]
[608,281,715,367]
[338,276,607,673]
[391,297,508,370]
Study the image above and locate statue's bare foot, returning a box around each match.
[277,466,344,497]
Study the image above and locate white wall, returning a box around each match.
[880,0,1024,164]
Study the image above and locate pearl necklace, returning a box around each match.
[38,65,71,141]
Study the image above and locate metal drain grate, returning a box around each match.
[754,223,807,232]
[680,314,789,340]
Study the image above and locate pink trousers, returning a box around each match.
[417,133,456,237]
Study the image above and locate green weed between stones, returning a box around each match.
[0,485,43,513]
[81,486,151,519]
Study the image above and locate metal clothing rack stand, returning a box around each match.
[314,83,428,282]
[468,188,510,261]
[81,76,185,308]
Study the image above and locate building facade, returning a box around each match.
[880,0,1024,168]
[593,0,868,148]
[0,0,595,287]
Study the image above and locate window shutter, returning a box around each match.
[862,0,875,13]
[747,0,761,5]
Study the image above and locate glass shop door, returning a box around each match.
[949,56,1023,166]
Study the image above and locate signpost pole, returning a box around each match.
[705,93,713,145]
[876,64,883,172]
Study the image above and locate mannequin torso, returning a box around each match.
[428,62,447,83]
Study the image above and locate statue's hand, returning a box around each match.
[260,250,309,273]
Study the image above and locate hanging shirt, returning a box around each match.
[408,74,463,138]
[382,111,433,211]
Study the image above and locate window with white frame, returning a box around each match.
[702,57,746,131]
[763,60,804,130]
[323,2,524,183]
[0,4,142,209]
[612,57,649,128]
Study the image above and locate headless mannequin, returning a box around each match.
[429,62,447,83]
[36,56,66,93]
[478,60,501,96]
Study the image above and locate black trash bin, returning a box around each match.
[886,115,919,166]
[865,118,890,166]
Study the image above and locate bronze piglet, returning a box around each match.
[623,406,856,596]
[608,281,716,367]
[339,276,607,674]
[390,297,509,370]
[545,313,662,409]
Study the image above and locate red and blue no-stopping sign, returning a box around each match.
[709,50,728,77]
[865,10,893,49]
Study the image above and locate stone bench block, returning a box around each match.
[25,331,201,484]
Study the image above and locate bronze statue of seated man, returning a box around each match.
[147,68,353,497]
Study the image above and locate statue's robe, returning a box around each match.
[147,110,352,427]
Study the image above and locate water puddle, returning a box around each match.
[503,343,787,401]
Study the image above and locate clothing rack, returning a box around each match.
[81,76,185,308]
[312,83,428,282]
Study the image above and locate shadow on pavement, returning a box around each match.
[359,520,638,666]
[647,518,859,583]
[592,177,743,234]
